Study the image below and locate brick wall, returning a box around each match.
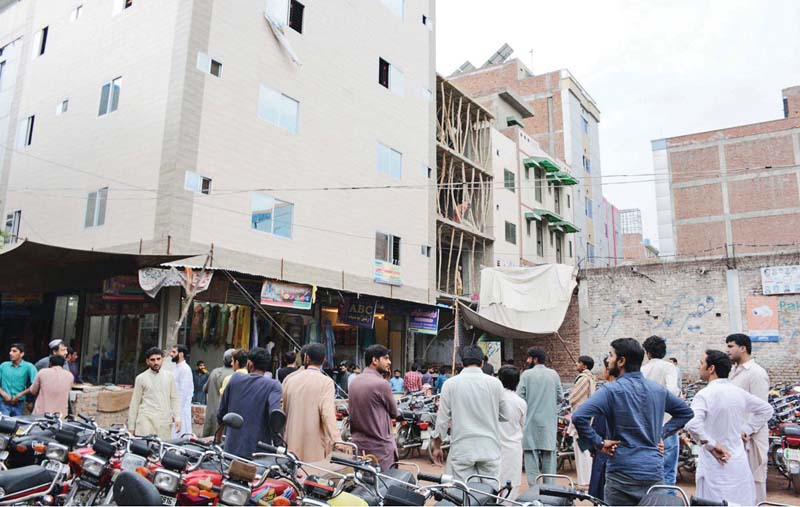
[675,220,727,255]
[512,288,580,381]
[724,135,795,171]
[576,253,800,383]
[673,183,724,220]
[669,147,720,183]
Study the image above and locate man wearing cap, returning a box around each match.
[202,348,235,437]
[348,344,398,471]
[431,345,511,482]
[35,340,69,372]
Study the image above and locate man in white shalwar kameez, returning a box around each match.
[128,348,181,440]
[498,365,527,500]
[686,350,773,506]
[171,345,194,438]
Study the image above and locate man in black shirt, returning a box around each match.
[277,350,298,383]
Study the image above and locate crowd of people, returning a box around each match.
[1,331,778,506]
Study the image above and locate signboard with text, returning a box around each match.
[408,308,439,335]
[260,280,314,310]
[374,260,402,286]
[762,265,800,295]
[338,298,377,329]
[746,296,780,342]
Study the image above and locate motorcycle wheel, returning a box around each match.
[396,426,413,459]
[772,446,788,478]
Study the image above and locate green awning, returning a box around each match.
[555,171,578,185]
[522,155,560,172]
[524,210,543,221]
[561,222,580,233]
[506,117,524,128]
[547,218,580,233]
[536,209,562,223]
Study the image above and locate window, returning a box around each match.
[32,26,48,58]
[503,169,515,192]
[257,84,299,133]
[581,116,589,134]
[554,187,561,213]
[582,155,591,173]
[251,193,294,238]
[184,171,211,195]
[70,5,83,21]
[567,194,571,208]
[422,14,428,25]
[420,245,431,257]
[568,240,573,258]
[98,77,122,116]
[56,99,68,115]
[381,0,404,19]
[605,223,609,238]
[4,210,20,244]
[587,242,595,261]
[550,230,554,246]
[378,58,403,96]
[20,115,34,147]
[505,221,516,244]
[784,97,790,119]
[112,0,133,15]
[85,187,108,228]
[585,197,593,218]
[534,167,544,202]
[377,143,402,179]
[536,221,544,256]
[197,53,222,77]
[376,232,401,265]
[288,0,304,33]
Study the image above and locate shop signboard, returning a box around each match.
[762,265,800,295]
[103,276,146,301]
[408,307,439,335]
[746,296,780,342]
[260,280,314,310]
[338,298,377,329]
[374,260,402,286]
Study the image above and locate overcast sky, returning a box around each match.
[436,0,800,248]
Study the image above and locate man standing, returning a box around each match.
[431,346,510,482]
[726,333,770,503]
[641,335,681,485]
[573,338,693,506]
[220,349,248,394]
[66,347,83,384]
[517,347,563,485]
[282,343,339,462]
[202,348,234,437]
[686,350,773,505]
[277,350,298,383]
[217,347,282,458]
[569,356,596,490]
[482,355,495,376]
[348,345,399,471]
[403,364,423,394]
[128,347,181,440]
[421,365,433,387]
[35,339,69,371]
[20,355,74,416]
[389,369,404,394]
[0,343,38,417]
[193,361,209,404]
[498,365,527,499]
[170,345,194,438]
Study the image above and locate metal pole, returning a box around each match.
[451,301,459,374]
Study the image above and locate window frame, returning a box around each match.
[504,221,516,245]
[375,231,401,265]
[70,5,83,21]
[503,169,515,192]
[32,26,48,58]
[250,193,294,239]
[84,187,108,228]
[56,99,68,115]
[98,77,122,116]
[536,221,544,257]
[197,52,223,78]
[22,115,34,146]
[184,171,212,195]
[288,0,304,33]
[377,142,402,180]
[378,58,404,96]
[257,83,300,133]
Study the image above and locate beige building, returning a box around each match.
[0,0,436,375]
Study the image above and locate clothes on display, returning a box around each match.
[190,303,252,350]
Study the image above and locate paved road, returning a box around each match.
[402,453,798,505]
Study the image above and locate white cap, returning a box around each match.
[48,339,63,350]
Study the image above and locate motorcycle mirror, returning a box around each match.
[269,409,287,436]
[222,413,244,430]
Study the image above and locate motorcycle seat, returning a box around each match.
[113,470,162,506]
[640,492,686,506]
[0,465,55,495]
[516,485,572,506]
[437,482,495,505]
[783,425,800,436]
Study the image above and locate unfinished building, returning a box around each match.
[436,76,494,299]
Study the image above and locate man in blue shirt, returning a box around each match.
[0,343,38,417]
[389,369,404,394]
[218,347,282,458]
[573,338,693,506]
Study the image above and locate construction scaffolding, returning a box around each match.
[436,76,494,298]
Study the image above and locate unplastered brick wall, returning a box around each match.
[576,253,800,384]
[512,289,580,381]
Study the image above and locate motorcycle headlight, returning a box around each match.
[220,482,250,506]
[82,454,106,477]
[45,442,68,462]
[0,435,8,451]
[153,469,180,494]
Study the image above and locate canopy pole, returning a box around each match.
[451,301,460,374]
[553,331,577,364]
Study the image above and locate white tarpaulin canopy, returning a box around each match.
[459,264,577,339]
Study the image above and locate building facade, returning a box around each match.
[0,0,437,376]
[621,208,658,262]
[653,85,800,258]
[449,48,622,268]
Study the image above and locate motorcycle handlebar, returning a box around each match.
[257,441,279,453]
[329,454,365,469]
[417,472,442,483]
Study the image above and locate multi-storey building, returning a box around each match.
[0,0,436,379]
[621,208,658,261]
[653,85,800,258]
[449,45,622,268]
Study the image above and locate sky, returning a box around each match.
[436,0,800,248]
